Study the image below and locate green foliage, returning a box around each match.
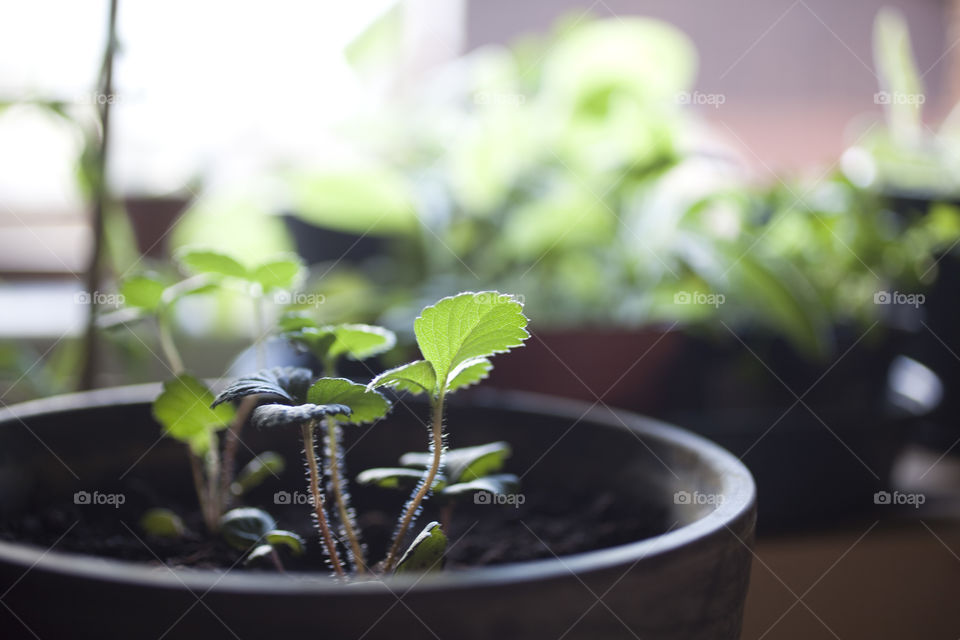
[401,441,512,484]
[219,508,303,557]
[306,378,390,424]
[370,292,528,397]
[356,468,447,491]
[139,508,185,538]
[395,522,447,574]
[441,474,520,500]
[176,248,304,293]
[153,374,235,455]
[231,452,285,497]
[283,321,397,365]
[213,367,314,407]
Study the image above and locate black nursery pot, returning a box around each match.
[0,386,755,640]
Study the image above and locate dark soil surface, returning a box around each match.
[0,482,668,575]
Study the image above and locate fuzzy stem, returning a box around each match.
[302,420,345,577]
[219,396,257,510]
[384,392,445,572]
[325,416,366,573]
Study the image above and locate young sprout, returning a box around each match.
[359,442,520,533]
[219,507,304,571]
[152,374,236,532]
[280,317,395,572]
[368,292,528,571]
[213,367,391,577]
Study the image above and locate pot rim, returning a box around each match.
[0,384,756,594]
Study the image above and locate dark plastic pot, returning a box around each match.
[0,386,755,639]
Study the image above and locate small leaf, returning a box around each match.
[176,248,249,279]
[328,324,397,361]
[414,292,528,395]
[120,275,167,312]
[356,468,447,491]
[265,529,305,555]
[285,327,337,361]
[212,367,314,408]
[250,256,304,292]
[401,441,512,484]
[368,360,436,396]
[395,521,447,574]
[219,507,277,550]
[441,473,520,499]
[231,452,286,496]
[153,374,235,455]
[244,544,276,566]
[307,378,390,424]
[446,357,493,394]
[277,312,319,332]
[161,275,220,305]
[251,403,351,429]
[139,508,185,538]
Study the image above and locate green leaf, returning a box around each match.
[212,367,315,407]
[284,327,338,362]
[161,275,220,305]
[328,324,397,361]
[251,403,351,429]
[176,248,248,279]
[120,275,167,312]
[219,507,277,550]
[231,452,285,496]
[395,521,447,574]
[265,529,305,555]
[139,508,185,538]
[446,357,493,394]
[441,473,520,499]
[278,312,319,333]
[414,292,528,395]
[401,441,512,483]
[250,256,304,292]
[153,374,235,455]
[306,378,391,424]
[368,359,436,396]
[356,467,447,491]
[244,544,276,566]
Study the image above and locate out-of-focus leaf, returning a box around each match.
[219,507,276,550]
[139,508,185,538]
[231,452,285,496]
[306,378,390,424]
[356,467,447,491]
[153,374,235,455]
[395,521,447,574]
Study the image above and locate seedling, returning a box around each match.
[219,507,305,571]
[367,292,529,571]
[202,291,528,580]
[213,368,391,577]
[358,441,520,532]
[108,248,305,533]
